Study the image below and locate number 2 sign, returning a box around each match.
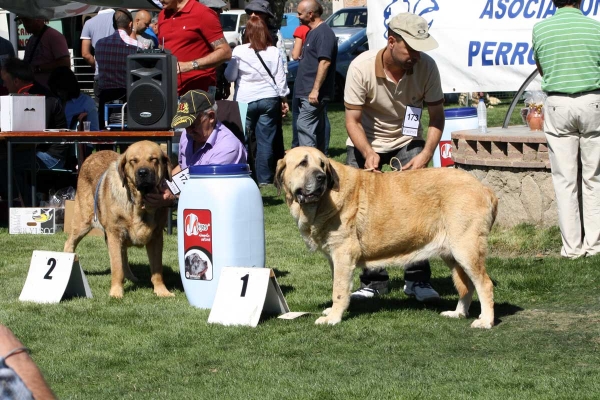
[19,251,93,303]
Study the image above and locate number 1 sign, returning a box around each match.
[19,251,93,303]
[208,267,290,327]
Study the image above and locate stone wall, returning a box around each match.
[458,165,558,228]
[452,126,558,228]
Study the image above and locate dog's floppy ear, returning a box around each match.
[161,151,173,182]
[325,159,339,191]
[274,157,287,195]
[118,152,128,188]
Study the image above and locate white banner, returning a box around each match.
[368,0,600,93]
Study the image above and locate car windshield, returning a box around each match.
[219,14,238,32]
[327,9,367,28]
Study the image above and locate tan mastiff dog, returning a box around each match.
[64,140,173,298]
[275,147,498,328]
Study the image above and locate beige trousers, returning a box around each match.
[544,92,600,258]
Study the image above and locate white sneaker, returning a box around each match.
[350,287,388,300]
[404,281,440,302]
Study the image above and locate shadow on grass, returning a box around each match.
[270,269,295,296]
[85,268,111,276]
[262,194,284,206]
[122,263,184,293]
[272,268,289,278]
[327,147,347,159]
[343,297,522,326]
[316,275,523,326]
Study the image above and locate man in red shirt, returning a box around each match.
[158,0,232,96]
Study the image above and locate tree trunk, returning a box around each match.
[270,0,285,29]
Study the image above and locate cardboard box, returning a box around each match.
[64,200,104,237]
[9,207,63,234]
[1,94,46,131]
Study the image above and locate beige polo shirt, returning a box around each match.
[344,48,444,153]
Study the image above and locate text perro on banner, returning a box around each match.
[367,0,600,93]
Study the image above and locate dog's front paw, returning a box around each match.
[440,310,467,319]
[109,286,124,298]
[322,307,332,316]
[315,315,342,325]
[154,287,175,297]
[471,318,494,329]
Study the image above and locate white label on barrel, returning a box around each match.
[183,209,213,280]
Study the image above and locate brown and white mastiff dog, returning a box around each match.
[64,140,173,298]
[275,147,498,328]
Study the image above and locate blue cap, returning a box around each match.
[189,164,250,176]
[444,107,477,119]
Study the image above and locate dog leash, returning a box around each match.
[389,157,402,171]
[93,171,108,222]
[364,157,403,172]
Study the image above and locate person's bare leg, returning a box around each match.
[0,324,56,399]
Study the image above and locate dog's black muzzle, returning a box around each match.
[295,171,326,204]
[135,167,157,194]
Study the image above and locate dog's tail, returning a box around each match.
[485,186,499,230]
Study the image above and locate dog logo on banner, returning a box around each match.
[382,0,440,42]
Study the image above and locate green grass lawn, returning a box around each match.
[1,103,599,399]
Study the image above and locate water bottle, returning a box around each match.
[477,96,488,133]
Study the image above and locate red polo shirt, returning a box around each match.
[158,0,224,95]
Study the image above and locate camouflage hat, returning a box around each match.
[388,13,438,52]
[171,90,215,130]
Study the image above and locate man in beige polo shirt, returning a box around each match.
[345,12,445,302]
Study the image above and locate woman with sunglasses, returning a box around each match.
[224,16,289,186]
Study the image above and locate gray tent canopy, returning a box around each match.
[0,0,161,20]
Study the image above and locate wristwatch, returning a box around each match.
[191,60,199,70]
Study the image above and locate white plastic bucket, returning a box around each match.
[178,164,265,309]
[433,107,478,167]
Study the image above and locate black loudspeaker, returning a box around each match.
[127,52,177,130]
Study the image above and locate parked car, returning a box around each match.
[325,6,367,45]
[280,12,300,60]
[287,28,368,102]
[220,9,247,47]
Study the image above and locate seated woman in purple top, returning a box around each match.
[144,89,247,208]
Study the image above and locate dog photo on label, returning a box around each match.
[275,147,498,328]
[184,252,208,280]
[64,140,173,298]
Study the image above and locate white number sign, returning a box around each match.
[19,251,93,303]
[208,267,290,327]
[402,106,422,137]
[166,167,190,195]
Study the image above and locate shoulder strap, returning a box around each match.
[25,25,49,64]
[254,49,276,85]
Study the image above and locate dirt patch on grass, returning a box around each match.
[517,309,600,332]
[488,224,562,258]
